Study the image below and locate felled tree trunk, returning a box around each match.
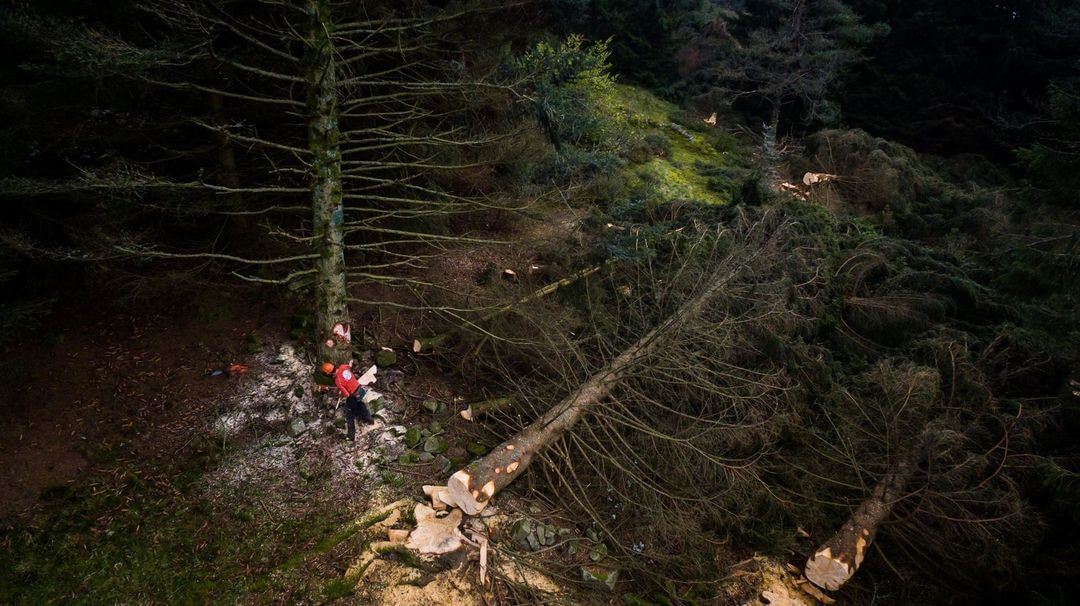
[413,264,606,353]
[804,448,923,592]
[443,259,748,515]
[306,0,351,366]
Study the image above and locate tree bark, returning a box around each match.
[760,98,783,194]
[206,90,250,245]
[306,0,351,366]
[442,258,749,515]
[804,446,925,592]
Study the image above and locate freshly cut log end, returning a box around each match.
[445,469,494,515]
[804,453,920,592]
[804,547,853,592]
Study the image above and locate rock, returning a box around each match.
[398,451,420,465]
[375,348,397,367]
[580,565,619,590]
[286,417,307,437]
[466,441,488,456]
[434,455,452,474]
[404,427,422,448]
[419,452,435,463]
[421,399,439,413]
[589,542,608,562]
[387,529,409,543]
[543,525,556,545]
[511,519,533,549]
[423,435,449,455]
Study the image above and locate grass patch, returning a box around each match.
[0,450,351,604]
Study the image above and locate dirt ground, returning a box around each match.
[0,284,283,520]
[0,203,585,523]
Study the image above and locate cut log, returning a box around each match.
[413,264,606,353]
[441,257,751,514]
[804,451,922,591]
[802,172,841,186]
[459,396,515,421]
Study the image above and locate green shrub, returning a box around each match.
[514,35,625,154]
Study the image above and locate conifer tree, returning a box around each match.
[2,0,516,366]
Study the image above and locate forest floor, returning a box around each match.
[0,203,605,605]
[0,85,783,605]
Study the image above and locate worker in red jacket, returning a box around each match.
[321,361,374,441]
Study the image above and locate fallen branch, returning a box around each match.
[459,396,515,421]
[413,263,606,353]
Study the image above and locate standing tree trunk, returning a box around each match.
[761,98,782,194]
[762,98,781,163]
[206,90,250,245]
[443,253,756,514]
[804,445,925,591]
[306,0,351,366]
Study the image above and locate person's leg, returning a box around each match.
[358,398,374,425]
[345,403,356,441]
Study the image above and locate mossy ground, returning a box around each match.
[612,84,747,206]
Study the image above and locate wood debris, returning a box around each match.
[405,504,464,555]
